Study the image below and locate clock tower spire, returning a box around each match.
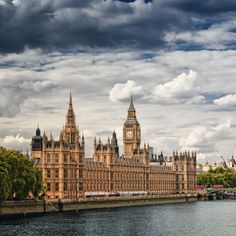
[123,96,141,158]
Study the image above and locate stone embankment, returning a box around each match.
[0,194,197,218]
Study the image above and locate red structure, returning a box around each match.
[212,185,224,189]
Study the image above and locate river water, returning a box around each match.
[0,201,236,236]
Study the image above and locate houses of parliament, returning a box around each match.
[31,94,197,199]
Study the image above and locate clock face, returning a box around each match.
[126,131,133,138]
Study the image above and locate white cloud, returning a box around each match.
[12,0,21,6]
[0,0,6,6]
[3,134,30,144]
[1,49,236,159]
[153,69,196,98]
[196,152,223,164]
[19,80,57,92]
[214,94,236,106]
[109,80,146,102]
[165,20,236,50]
[0,134,31,151]
[186,95,205,104]
[180,120,231,152]
[152,70,204,103]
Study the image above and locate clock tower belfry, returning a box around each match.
[123,96,141,158]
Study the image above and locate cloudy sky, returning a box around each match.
[1,0,236,163]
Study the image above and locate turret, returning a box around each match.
[50,132,54,148]
[94,136,97,152]
[82,133,85,150]
[41,131,47,152]
[142,143,150,167]
[106,137,112,167]
[31,126,43,151]
[111,131,119,157]
[36,126,41,136]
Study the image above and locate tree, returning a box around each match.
[0,164,11,204]
[32,169,44,198]
[0,147,43,202]
[197,166,236,188]
[197,172,215,188]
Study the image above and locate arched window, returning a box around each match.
[47,154,50,163]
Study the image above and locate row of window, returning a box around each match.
[175,164,194,171]
[47,182,83,192]
[149,174,175,180]
[46,169,83,179]
[176,183,185,190]
[46,153,82,164]
[149,183,175,190]
[47,182,59,192]
[175,165,185,171]
[47,153,59,163]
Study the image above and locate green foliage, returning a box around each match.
[197,166,236,188]
[0,165,11,203]
[0,147,43,202]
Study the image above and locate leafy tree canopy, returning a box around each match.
[197,166,236,188]
[0,147,43,202]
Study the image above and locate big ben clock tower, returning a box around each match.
[123,96,141,158]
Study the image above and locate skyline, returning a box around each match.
[1,0,236,163]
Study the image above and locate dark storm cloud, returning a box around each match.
[0,0,235,53]
[0,76,57,117]
[163,0,236,14]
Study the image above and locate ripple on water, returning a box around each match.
[0,201,236,236]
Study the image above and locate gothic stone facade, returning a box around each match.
[31,94,197,199]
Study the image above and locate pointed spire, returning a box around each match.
[60,131,63,141]
[36,125,41,136]
[69,92,73,113]
[50,132,53,141]
[128,95,135,112]
[65,93,76,128]
[82,133,85,144]
[69,92,73,110]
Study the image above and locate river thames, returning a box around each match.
[0,201,236,236]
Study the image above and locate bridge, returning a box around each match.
[197,188,236,200]
[207,188,236,194]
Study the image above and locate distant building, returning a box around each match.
[31,94,197,199]
[197,156,236,173]
[227,156,236,171]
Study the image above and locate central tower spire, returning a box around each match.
[63,93,79,144]
[65,92,76,128]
